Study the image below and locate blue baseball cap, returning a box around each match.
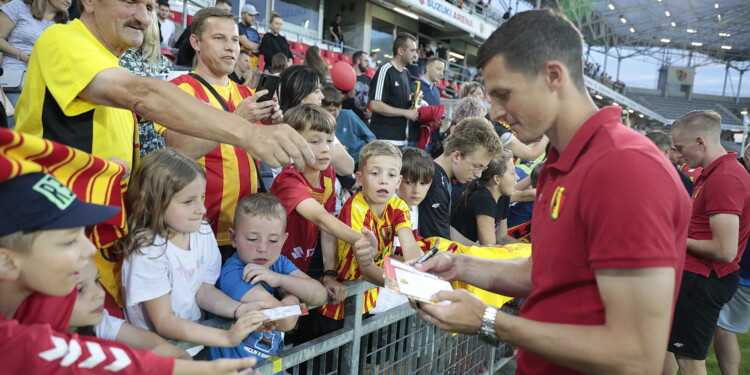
[0,173,120,237]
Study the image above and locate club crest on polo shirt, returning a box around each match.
[32,174,76,210]
[549,186,566,220]
[692,185,702,199]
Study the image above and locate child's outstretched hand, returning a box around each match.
[226,311,267,346]
[353,228,379,267]
[322,277,347,304]
[242,263,281,287]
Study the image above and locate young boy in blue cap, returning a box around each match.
[0,172,258,374]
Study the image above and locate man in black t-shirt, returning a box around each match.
[344,51,371,122]
[329,14,344,46]
[369,32,419,147]
[436,42,447,60]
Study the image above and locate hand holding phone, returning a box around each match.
[256,73,280,102]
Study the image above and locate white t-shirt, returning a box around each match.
[159,19,176,49]
[94,309,125,341]
[122,224,222,330]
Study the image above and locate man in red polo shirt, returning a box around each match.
[410,9,692,375]
[667,110,750,375]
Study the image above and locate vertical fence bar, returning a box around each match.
[341,290,366,375]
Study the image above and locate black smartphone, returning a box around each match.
[256,73,280,102]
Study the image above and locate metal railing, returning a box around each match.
[185,280,515,374]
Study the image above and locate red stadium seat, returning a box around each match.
[366,67,377,78]
[293,56,303,65]
[298,43,309,55]
[256,54,265,72]
[160,48,175,61]
[338,54,352,64]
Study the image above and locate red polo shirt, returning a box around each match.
[517,107,691,375]
[684,152,750,277]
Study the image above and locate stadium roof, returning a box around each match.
[530,0,750,63]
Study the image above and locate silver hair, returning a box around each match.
[452,97,487,125]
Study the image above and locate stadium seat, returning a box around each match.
[257,55,265,72]
[298,43,309,55]
[339,54,352,64]
[366,67,377,78]
[293,55,304,65]
[160,48,175,61]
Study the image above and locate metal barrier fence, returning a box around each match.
[248,280,515,375]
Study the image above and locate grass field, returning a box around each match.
[705,331,750,375]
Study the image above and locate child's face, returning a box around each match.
[397,178,432,207]
[302,129,335,171]
[165,177,207,236]
[230,215,287,268]
[499,159,519,196]
[323,104,341,119]
[356,155,402,206]
[12,227,96,297]
[69,260,105,328]
[453,148,492,184]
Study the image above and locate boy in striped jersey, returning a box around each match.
[318,141,424,321]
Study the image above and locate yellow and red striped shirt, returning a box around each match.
[157,75,258,246]
[318,192,412,320]
[0,128,127,301]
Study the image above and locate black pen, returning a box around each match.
[416,238,440,264]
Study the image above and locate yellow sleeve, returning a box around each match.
[33,21,122,116]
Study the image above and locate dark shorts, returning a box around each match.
[668,270,739,360]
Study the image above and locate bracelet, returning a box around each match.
[320,269,338,279]
[15,50,20,60]
[232,302,246,319]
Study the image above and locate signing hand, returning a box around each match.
[413,252,462,282]
[242,264,281,287]
[413,289,486,335]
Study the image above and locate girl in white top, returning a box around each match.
[69,259,190,359]
[120,149,267,349]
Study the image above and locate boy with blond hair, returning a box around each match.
[419,117,502,242]
[0,173,256,374]
[211,193,327,361]
[317,141,424,322]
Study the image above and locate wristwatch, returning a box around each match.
[320,269,338,279]
[478,305,501,346]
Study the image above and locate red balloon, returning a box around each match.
[330,61,356,92]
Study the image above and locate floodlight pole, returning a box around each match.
[736,70,744,105]
[742,114,749,154]
[722,63,729,97]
